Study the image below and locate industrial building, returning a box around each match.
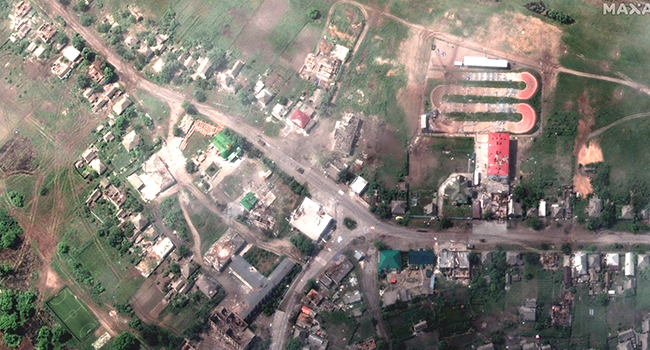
[229,257,295,321]
[487,133,510,180]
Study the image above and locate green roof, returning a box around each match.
[378,250,402,272]
[408,250,435,266]
[240,192,258,211]
[211,132,237,159]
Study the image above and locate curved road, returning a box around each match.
[588,112,650,139]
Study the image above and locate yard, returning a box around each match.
[243,246,281,277]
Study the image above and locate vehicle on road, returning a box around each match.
[296,167,304,174]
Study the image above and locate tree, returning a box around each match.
[81,47,95,61]
[285,338,302,350]
[561,243,572,255]
[177,245,190,258]
[71,33,85,50]
[373,240,389,251]
[181,100,197,115]
[74,0,89,12]
[307,8,321,20]
[112,332,140,350]
[76,73,91,89]
[236,89,252,105]
[207,48,227,69]
[2,333,21,348]
[103,66,116,83]
[597,293,608,306]
[185,159,198,174]
[173,125,183,137]
[97,22,111,33]
[7,191,24,208]
[80,14,95,27]
[527,216,542,230]
[343,217,357,230]
[57,242,70,254]
[290,234,313,255]
[193,89,207,103]
[440,217,453,229]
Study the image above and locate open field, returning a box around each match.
[185,203,229,255]
[408,137,473,190]
[47,287,100,340]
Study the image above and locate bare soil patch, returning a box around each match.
[397,29,429,138]
[408,136,438,188]
[0,135,37,177]
[573,91,600,195]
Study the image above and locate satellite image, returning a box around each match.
[0,0,648,349]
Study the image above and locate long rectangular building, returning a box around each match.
[487,133,510,180]
[461,56,509,69]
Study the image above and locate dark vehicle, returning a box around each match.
[257,137,266,147]
[296,167,304,174]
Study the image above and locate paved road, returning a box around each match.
[34,0,650,348]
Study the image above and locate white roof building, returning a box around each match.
[625,252,635,277]
[271,104,288,119]
[606,253,620,270]
[331,44,350,62]
[573,252,587,276]
[62,45,81,62]
[349,176,368,195]
[290,197,333,241]
[195,57,212,80]
[538,200,547,217]
[462,56,509,69]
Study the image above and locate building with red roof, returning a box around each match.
[290,109,312,129]
[487,133,510,180]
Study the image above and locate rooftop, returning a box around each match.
[289,197,333,241]
[378,250,402,272]
[487,133,510,179]
[290,109,312,129]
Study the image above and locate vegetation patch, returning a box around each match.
[46,288,99,340]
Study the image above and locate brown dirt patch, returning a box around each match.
[408,136,438,188]
[573,91,600,195]
[396,29,430,138]
[577,142,604,166]
[473,12,563,62]
[0,135,37,177]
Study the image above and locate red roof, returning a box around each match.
[487,133,510,178]
[290,110,311,129]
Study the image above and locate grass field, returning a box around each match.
[188,209,229,255]
[427,137,473,189]
[47,288,100,340]
[598,118,650,201]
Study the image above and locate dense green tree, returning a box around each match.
[290,234,313,255]
[112,332,140,350]
[193,89,207,103]
[7,191,24,208]
[307,8,321,20]
[71,33,85,50]
[285,338,302,350]
[2,333,21,348]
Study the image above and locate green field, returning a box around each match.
[47,288,100,340]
